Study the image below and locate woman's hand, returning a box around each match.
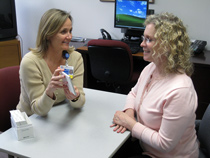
[124,108,136,120]
[63,85,80,101]
[110,110,137,133]
[110,123,127,133]
[46,67,64,99]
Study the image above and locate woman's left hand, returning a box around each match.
[110,111,137,133]
[63,85,80,100]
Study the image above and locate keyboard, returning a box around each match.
[130,47,140,54]
[122,40,142,54]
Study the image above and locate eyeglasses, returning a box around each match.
[141,35,154,44]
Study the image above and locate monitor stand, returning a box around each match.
[121,29,143,44]
[124,29,144,41]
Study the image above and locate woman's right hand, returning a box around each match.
[110,109,136,133]
[46,67,64,99]
[124,108,136,120]
[110,123,127,133]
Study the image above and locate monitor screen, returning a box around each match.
[0,0,17,40]
[114,0,149,30]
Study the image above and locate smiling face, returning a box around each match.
[140,23,156,62]
[48,18,72,53]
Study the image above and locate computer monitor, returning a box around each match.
[114,0,149,37]
[0,0,18,41]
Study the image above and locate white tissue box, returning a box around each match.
[10,110,34,141]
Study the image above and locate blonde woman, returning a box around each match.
[111,12,198,158]
[17,9,85,116]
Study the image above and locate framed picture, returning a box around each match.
[100,0,114,1]
[149,0,154,4]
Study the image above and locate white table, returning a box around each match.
[0,88,130,158]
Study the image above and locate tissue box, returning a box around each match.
[10,110,34,141]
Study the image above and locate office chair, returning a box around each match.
[195,104,210,158]
[87,39,140,94]
[0,66,20,132]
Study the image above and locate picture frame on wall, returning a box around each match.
[149,0,155,4]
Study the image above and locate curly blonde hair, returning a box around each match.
[145,12,193,76]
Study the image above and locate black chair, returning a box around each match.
[0,66,20,132]
[87,39,140,94]
[195,104,210,158]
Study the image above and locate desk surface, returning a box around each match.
[191,51,210,66]
[71,38,144,57]
[0,88,130,158]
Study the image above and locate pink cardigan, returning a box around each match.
[124,62,199,158]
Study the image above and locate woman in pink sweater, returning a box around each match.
[111,12,199,158]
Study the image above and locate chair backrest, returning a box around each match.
[0,66,20,132]
[87,39,133,84]
[198,104,210,157]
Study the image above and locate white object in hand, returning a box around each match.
[61,71,76,95]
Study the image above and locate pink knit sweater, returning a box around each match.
[124,62,199,158]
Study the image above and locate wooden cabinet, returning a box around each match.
[0,39,21,68]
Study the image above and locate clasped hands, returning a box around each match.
[110,109,137,134]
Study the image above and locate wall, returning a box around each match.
[15,0,210,57]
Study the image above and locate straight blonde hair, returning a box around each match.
[30,8,74,57]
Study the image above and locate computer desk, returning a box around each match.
[0,88,130,158]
